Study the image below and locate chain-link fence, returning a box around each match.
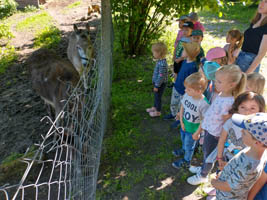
[0,1,112,199]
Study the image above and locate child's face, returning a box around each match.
[238,100,260,115]
[191,35,203,44]
[179,20,185,29]
[185,86,202,98]
[152,49,161,59]
[226,34,237,44]
[215,72,235,93]
[212,58,223,65]
[182,27,193,37]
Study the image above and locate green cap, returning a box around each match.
[191,29,203,37]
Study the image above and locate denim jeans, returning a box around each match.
[154,83,166,112]
[180,129,197,162]
[235,51,260,72]
[200,130,219,177]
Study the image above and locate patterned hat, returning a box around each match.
[232,113,267,146]
[202,61,221,80]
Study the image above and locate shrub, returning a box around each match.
[0,0,17,19]
[0,23,14,39]
[0,45,18,73]
[34,26,61,49]
[23,5,38,12]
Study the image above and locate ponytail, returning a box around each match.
[232,72,247,98]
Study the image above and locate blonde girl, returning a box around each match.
[187,64,246,185]
[224,29,244,64]
[146,42,168,117]
[246,72,266,95]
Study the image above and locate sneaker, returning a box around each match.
[172,159,190,169]
[189,166,202,174]
[187,173,208,185]
[149,111,161,117]
[163,113,175,120]
[172,149,184,157]
[170,120,180,129]
[146,107,156,112]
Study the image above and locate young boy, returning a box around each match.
[191,29,204,67]
[167,42,200,125]
[211,113,267,199]
[172,72,209,169]
[174,15,189,48]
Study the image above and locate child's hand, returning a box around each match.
[175,112,180,120]
[153,87,158,92]
[192,132,200,141]
[181,122,185,131]
[218,160,227,171]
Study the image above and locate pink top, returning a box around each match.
[194,21,205,32]
[174,30,183,47]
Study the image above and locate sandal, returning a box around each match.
[149,111,161,117]
[146,107,156,113]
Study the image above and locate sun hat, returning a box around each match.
[232,113,267,146]
[188,12,198,21]
[202,61,221,80]
[191,29,203,37]
[176,15,188,21]
[206,47,226,61]
[182,21,194,29]
[182,42,200,60]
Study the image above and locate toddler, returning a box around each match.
[224,29,244,64]
[212,113,267,199]
[146,42,168,117]
[172,72,209,169]
[187,64,246,185]
[246,72,265,95]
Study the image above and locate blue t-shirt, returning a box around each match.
[174,60,198,95]
[255,164,267,200]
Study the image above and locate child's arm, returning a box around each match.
[211,178,231,192]
[179,105,185,131]
[192,124,202,141]
[247,170,267,200]
[217,128,228,170]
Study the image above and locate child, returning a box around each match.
[174,15,189,48]
[188,12,205,32]
[172,72,209,169]
[146,42,168,117]
[248,163,267,200]
[172,21,194,79]
[191,29,205,67]
[246,72,266,95]
[165,42,200,121]
[211,113,267,199]
[187,64,246,185]
[224,29,244,64]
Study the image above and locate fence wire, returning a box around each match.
[0,1,112,199]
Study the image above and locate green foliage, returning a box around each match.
[23,5,38,12]
[66,1,82,9]
[0,23,14,39]
[112,0,220,55]
[0,0,17,19]
[16,11,54,31]
[34,26,61,49]
[0,44,18,73]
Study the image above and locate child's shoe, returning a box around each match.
[172,149,184,157]
[170,120,180,129]
[163,113,175,120]
[187,173,208,185]
[189,165,201,174]
[146,107,156,112]
[149,111,161,117]
[172,159,190,169]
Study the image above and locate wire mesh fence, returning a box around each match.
[0,1,112,199]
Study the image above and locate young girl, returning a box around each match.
[224,29,244,65]
[174,15,188,48]
[146,42,168,117]
[246,72,266,95]
[187,64,246,185]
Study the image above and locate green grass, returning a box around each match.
[66,1,82,9]
[34,26,61,49]
[16,11,54,31]
[0,23,14,39]
[0,45,18,74]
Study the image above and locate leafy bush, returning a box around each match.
[0,0,18,19]
[23,5,38,12]
[34,26,61,49]
[0,44,18,73]
[0,23,14,39]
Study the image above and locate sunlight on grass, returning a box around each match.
[34,26,61,49]
[66,1,82,9]
[0,45,17,74]
[16,11,54,31]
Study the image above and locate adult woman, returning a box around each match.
[235,0,267,73]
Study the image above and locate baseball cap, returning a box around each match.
[182,21,194,29]
[232,113,267,146]
[202,61,221,80]
[177,15,188,21]
[191,29,203,37]
[188,12,198,21]
[206,47,226,61]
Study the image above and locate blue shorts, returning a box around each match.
[235,51,260,72]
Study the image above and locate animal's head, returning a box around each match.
[73,24,94,70]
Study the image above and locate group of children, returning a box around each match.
[146,12,267,200]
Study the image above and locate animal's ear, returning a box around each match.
[73,24,80,33]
